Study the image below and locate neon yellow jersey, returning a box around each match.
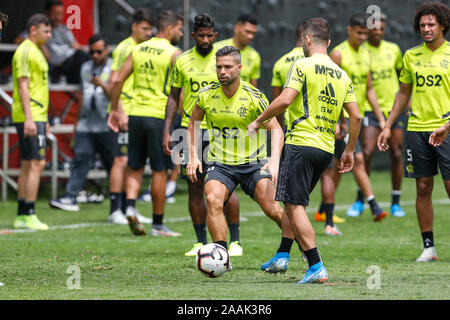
[365,40,403,115]
[271,47,305,125]
[171,46,219,129]
[284,54,356,154]
[12,39,49,123]
[130,37,178,119]
[331,40,370,117]
[109,36,137,114]
[399,41,450,131]
[215,38,261,83]
[196,81,269,165]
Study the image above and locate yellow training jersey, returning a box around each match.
[130,37,178,119]
[196,81,269,165]
[215,38,261,83]
[365,40,403,115]
[12,39,49,123]
[110,36,137,114]
[284,53,356,154]
[171,46,219,129]
[331,40,370,117]
[399,41,450,131]
[271,46,305,125]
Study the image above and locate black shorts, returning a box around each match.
[115,131,129,157]
[276,144,333,206]
[177,128,211,180]
[363,111,407,130]
[128,116,173,171]
[404,131,450,180]
[14,122,47,160]
[204,161,271,200]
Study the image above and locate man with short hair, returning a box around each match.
[107,8,154,225]
[248,18,361,283]
[110,10,184,237]
[12,14,51,230]
[187,46,283,258]
[378,2,450,262]
[215,14,261,87]
[0,11,7,41]
[49,34,116,212]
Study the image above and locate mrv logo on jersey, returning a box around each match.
[315,64,342,79]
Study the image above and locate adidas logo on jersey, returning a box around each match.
[318,83,338,106]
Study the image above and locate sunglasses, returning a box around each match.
[89,49,104,55]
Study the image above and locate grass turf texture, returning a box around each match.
[0,171,448,300]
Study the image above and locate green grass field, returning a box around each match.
[0,171,448,300]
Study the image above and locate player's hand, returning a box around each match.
[187,160,202,183]
[339,149,354,173]
[24,119,37,137]
[247,120,261,138]
[429,125,449,147]
[108,110,120,133]
[90,75,103,87]
[45,122,50,138]
[118,113,128,132]
[377,127,391,152]
[262,160,279,186]
[162,130,173,155]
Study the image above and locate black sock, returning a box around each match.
[304,247,321,268]
[368,197,382,215]
[317,201,325,213]
[392,190,401,206]
[126,199,136,209]
[228,223,240,244]
[24,201,35,216]
[215,240,227,251]
[357,188,364,203]
[153,213,163,225]
[324,203,334,227]
[194,223,208,244]
[277,237,294,253]
[110,192,120,214]
[17,198,26,216]
[422,231,434,248]
[120,192,127,213]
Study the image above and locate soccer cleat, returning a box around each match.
[107,209,128,225]
[314,212,346,223]
[391,204,405,217]
[228,241,243,256]
[135,212,152,224]
[373,210,388,222]
[137,190,152,203]
[346,201,364,217]
[297,262,328,284]
[49,196,79,212]
[261,252,289,273]
[14,215,49,231]
[125,207,146,236]
[415,247,438,262]
[184,243,204,256]
[166,195,176,204]
[150,224,181,237]
[324,225,343,236]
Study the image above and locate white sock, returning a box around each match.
[166,181,176,197]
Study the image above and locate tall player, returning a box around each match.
[12,14,51,230]
[361,13,406,217]
[107,8,154,225]
[162,14,242,256]
[110,11,183,237]
[378,2,450,262]
[248,18,361,284]
[330,13,387,220]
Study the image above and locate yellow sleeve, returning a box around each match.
[344,79,357,104]
[284,62,305,92]
[250,52,261,80]
[15,46,31,79]
[171,57,183,88]
[399,53,412,84]
[271,60,283,87]
[395,45,403,71]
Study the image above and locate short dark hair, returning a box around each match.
[0,12,8,28]
[216,45,241,63]
[156,10,183,31]
[88,33,107,46]
[132,8,154,26]
[193,13,215,32]
[349,13,367,28]
[413,1,450,35]
[27,13,51,32]
[302,18,330,44]
[236,13,258,25]
[45,0,64,12]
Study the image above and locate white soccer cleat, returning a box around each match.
[228,241,243,256]
[107,210,128,225]
[415,247,438,262]
[325,225,343,236]
[135,212,152,224]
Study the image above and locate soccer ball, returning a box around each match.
[195,243,230,278]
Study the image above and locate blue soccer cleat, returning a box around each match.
[297,262,328,284]
[391,204,405,217]
[346,200,364,217]
[260,252,289,274]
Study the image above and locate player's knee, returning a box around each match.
[30,159,46,172]
[390,145,403,161]
[206,192,223,211]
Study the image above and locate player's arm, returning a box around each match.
[107,70,126,132]
[186,105,205,183]
[261,117,284,185]
[162,86,182,155]
[17,77,37,137]
[377,82,412,151]
[250,79,258,87]
[366,71,385,129]
[272,86,285,128]
[329,50,342,66]
[340,101,362,173]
